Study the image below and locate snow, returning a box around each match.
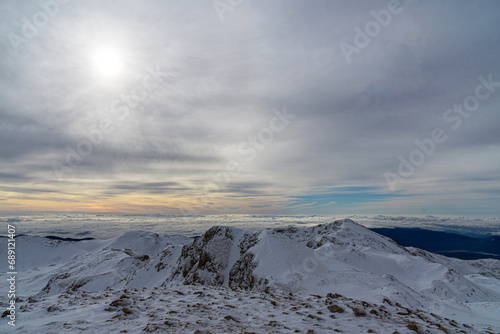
[222,228,245,286]
[4,285,487,334]
[1,219,499,333]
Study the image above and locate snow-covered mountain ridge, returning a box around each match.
[1,219,499,333]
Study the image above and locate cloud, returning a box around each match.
[0,0,499,214]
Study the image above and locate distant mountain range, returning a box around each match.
[370,228,500,260]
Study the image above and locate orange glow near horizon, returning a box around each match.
[0,190,286,215]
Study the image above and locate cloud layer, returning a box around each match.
[1,0,499,215]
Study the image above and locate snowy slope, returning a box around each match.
[1,219,499,333]
[1,285,488,334]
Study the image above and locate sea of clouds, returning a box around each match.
[1,214,499,239]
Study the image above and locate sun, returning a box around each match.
[92,47,123,77]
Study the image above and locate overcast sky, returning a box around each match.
[1,0,499,215]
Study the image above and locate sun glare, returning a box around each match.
[92,47,123,77]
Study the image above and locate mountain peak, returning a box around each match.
[4,220,500,332]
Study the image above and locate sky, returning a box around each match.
[0,0,499,215]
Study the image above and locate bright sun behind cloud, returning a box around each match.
[92,47,123,77]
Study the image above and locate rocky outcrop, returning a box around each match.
[171,226,235,286]
[228,252,268,291]
[171,227,269,291]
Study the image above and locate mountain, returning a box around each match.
[1,219,499,333]
[370,228,500,260]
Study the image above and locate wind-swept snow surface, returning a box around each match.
[1,219,499,333]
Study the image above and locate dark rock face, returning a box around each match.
[171,227,268,291]
[228,252,268,291]
[155,248,173,272]
[238,232,259,254]
[172,226,234,286]
[228,231,268,291]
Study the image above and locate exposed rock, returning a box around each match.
[328,305,345,313]
[172,226,234,286]
[228,252,268,291]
